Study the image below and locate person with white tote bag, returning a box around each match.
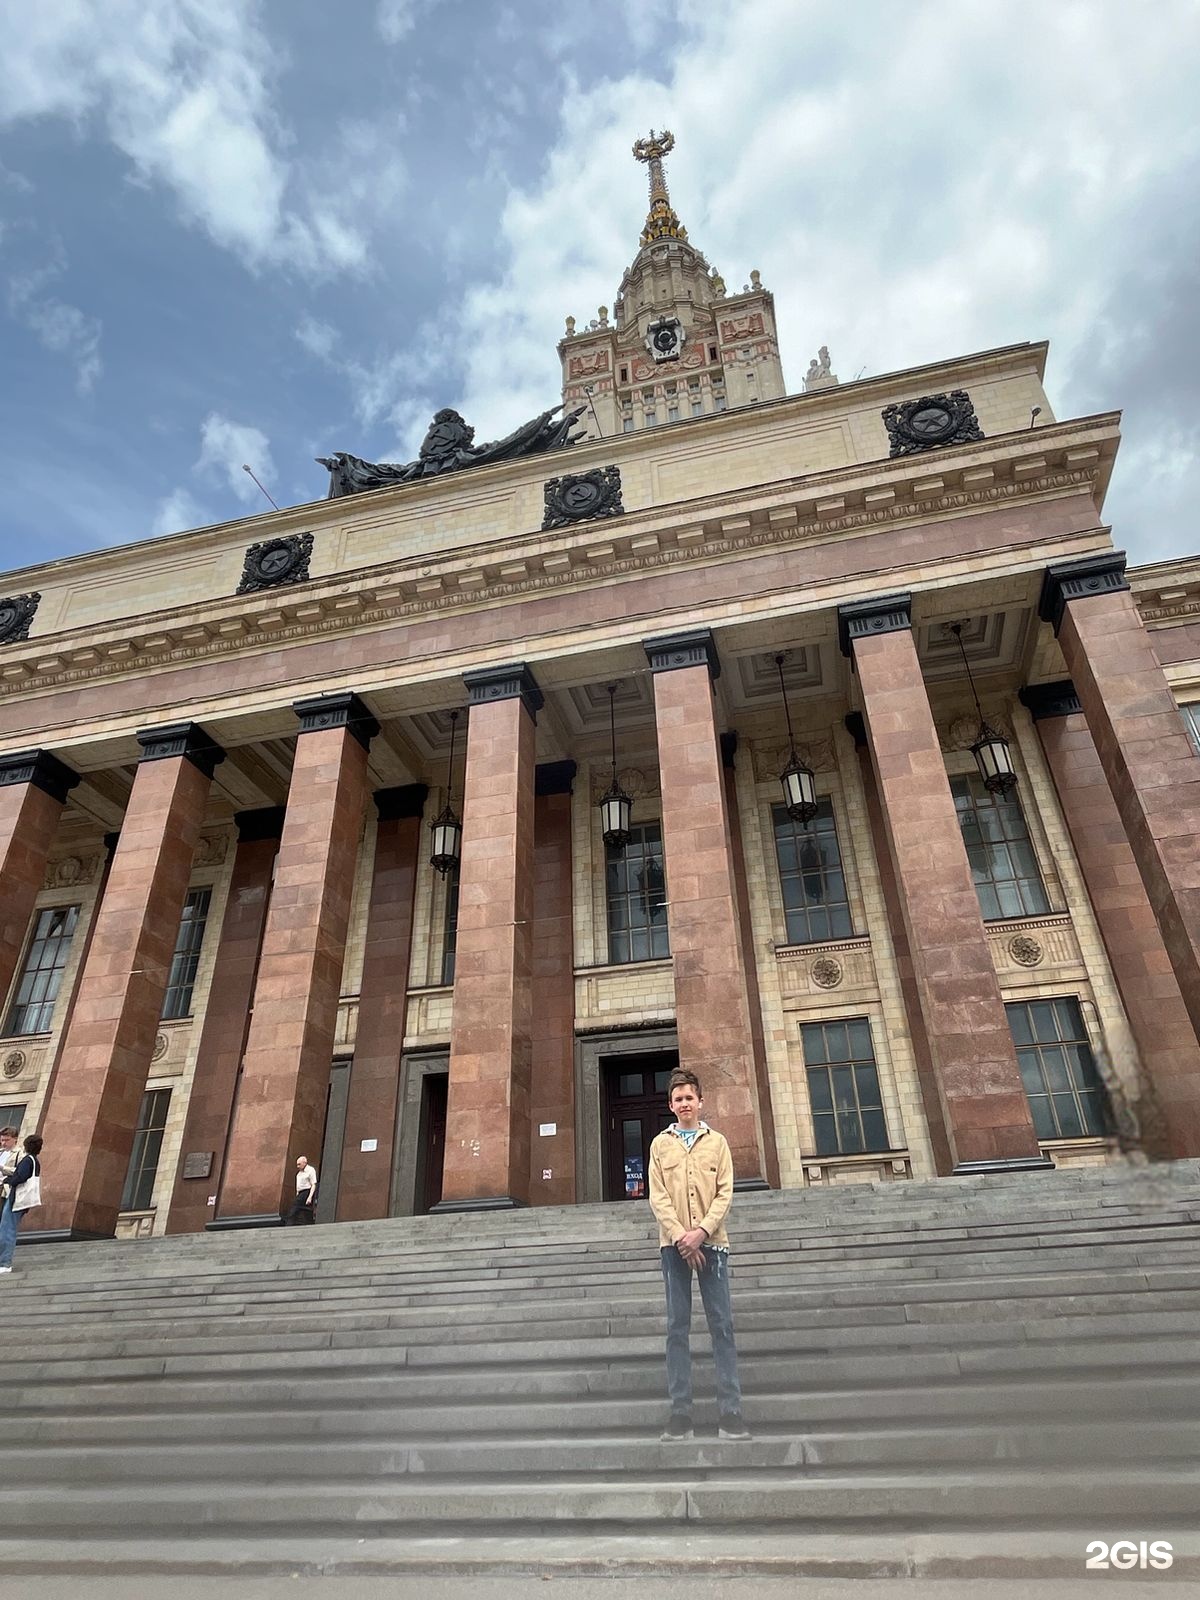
[0,1134,42,1273]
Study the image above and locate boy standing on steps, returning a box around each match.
[648,1068,750,1442]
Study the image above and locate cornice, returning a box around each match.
[0,426,1113,702]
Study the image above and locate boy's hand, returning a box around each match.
[677,1227,708,1268]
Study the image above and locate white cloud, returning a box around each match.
[377,0,438,44]
[151,488,208,537]
[0,0,373,277]
[415,0,1200,563]
[197,412,275,504]
[7,250,102,393]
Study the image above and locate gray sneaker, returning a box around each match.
[718,1413,752,1440]
[660,1413,693,1441]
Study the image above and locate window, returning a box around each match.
[708,344,718,362]
[773,801,854,944]
[1181,703,1200,755]
[4,905,79,1036]
[161,888,212,1020]
[1007,998,1112,1140]
[0,1105,26,1134]
[667,403,680,422]
[645,408,657,426]
[622,414,634,433]
[441,862,460,986]
[619,365,628,383]
[714,391,727,412]
[801,1018,888,1156]
[691,396,704,417]
[120,1088,171,1212]
[951,774,1049,921]
[606,822,669,964]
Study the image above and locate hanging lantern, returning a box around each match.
[430,709,463,876]
[775,654,818,825]
[599,683,633,850]
[951,623,1018,797]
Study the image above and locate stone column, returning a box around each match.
[529,762,578,1207]
[0,750,78,1013]
[335,783,427,1223]
[213,694,376,1228]
[164,807,284,1234]
[1040,553,1200,1056]
[1022,676,1200,1155]
[838,598,1046,1174]
[437,664,540,1212]
[38,723,223,1238]
[644,630,774,1188]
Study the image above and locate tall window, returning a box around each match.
[120,1088,171,1212]
[1007,998,1112,1141]
[801,1018,888,1156]
[4,905,79,1036]
[606,822,669,964]
[773,801,854,944]
[161,888,211,1020]
[441,863,460,985]
[951,774,1050,921]
[1181,703,1200,755]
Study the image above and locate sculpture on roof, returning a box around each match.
[318,402,588,498]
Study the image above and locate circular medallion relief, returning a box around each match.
[1008,934,1044,967]
[0,603,17,638]
[561,479,605,516]
[811,956,843,989]
[254,541,299,581]
[152,1032,169,1062]
[2,1050,26,1079]
[908,402,954,442]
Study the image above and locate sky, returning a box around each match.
[1,0,1199,577]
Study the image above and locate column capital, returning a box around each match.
[234,806,287,841]
[1018,680,1083,721]
[292,692,379,750]
[535,761,577,796]
[1037,552,1129,636]
[0,748,79,803]
[837,594,912,658]
[643,629,721,680]
[373,783,429,821]
[136,722,225,777]
[463,662,544,719]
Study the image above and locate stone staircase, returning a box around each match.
[2,1159,1198,1581]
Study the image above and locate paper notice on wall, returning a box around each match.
[360,1138,378,1152]
[539,1123,557,1136]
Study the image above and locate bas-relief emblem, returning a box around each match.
[882,390,984,457]
[590,766,661,804]
[0,593,40,645]
[237,533,313,595]
[193,833,228,866]
[152,1032,169,1063]
[810,956,843,989]
[1008,934,1044,967]
[568,352,610,379]
[720,313,764,341]
[542,465,624,530]
[42,854,100,890]
[752,739,836,781]
[2,1050,26,1079]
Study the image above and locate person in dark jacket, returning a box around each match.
[0,1134,42,1273]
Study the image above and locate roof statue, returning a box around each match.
[804,345,839,393]
[318,403,587,498]
[633,128,688,247]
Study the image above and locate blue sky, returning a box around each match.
[2,0,1199,576]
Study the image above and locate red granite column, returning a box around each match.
[1042,554,1200,1064]
[163,807,284,1234]
[0,750,78,1011]
[528,762,577,1207]
[335,783,427,1222]
[839,598,1046,1174]
[38,723,223,1238]
[1022,682,1200,1154]
[437,665,539,1211]
[213,693,376,1227]
[645,631,775,1188]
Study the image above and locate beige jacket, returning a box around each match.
[648,1123,733,1248]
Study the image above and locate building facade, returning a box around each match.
[3,140,1200,1241]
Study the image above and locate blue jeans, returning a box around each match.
[660,1244,743,1414]
[0,1194,25,1267]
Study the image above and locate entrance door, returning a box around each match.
[601,1052,679,1201]
[416,1072,448,1214]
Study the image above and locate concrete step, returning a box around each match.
[5,1468,1198,1531]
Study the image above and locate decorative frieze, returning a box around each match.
[42,853,100,890]
[644,629,720,680]
[882,390,984,457]
[292,691,379,750]
[463,662,544,719]
[0,593,39,645]
[542,466,624,530]
[985,914,1080,976]
[837,594,912,657]
[776,937,873,999]
[236,533,314,595]
[752,739,836,781]
[136,722,225,777]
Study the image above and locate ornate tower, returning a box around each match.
[559,130,786,440]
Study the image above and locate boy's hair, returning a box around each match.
[0,1127,17,1140]
[23,1135,43,1156]
[667,1068,702,1099]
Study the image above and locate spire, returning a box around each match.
[632,129,687,247]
